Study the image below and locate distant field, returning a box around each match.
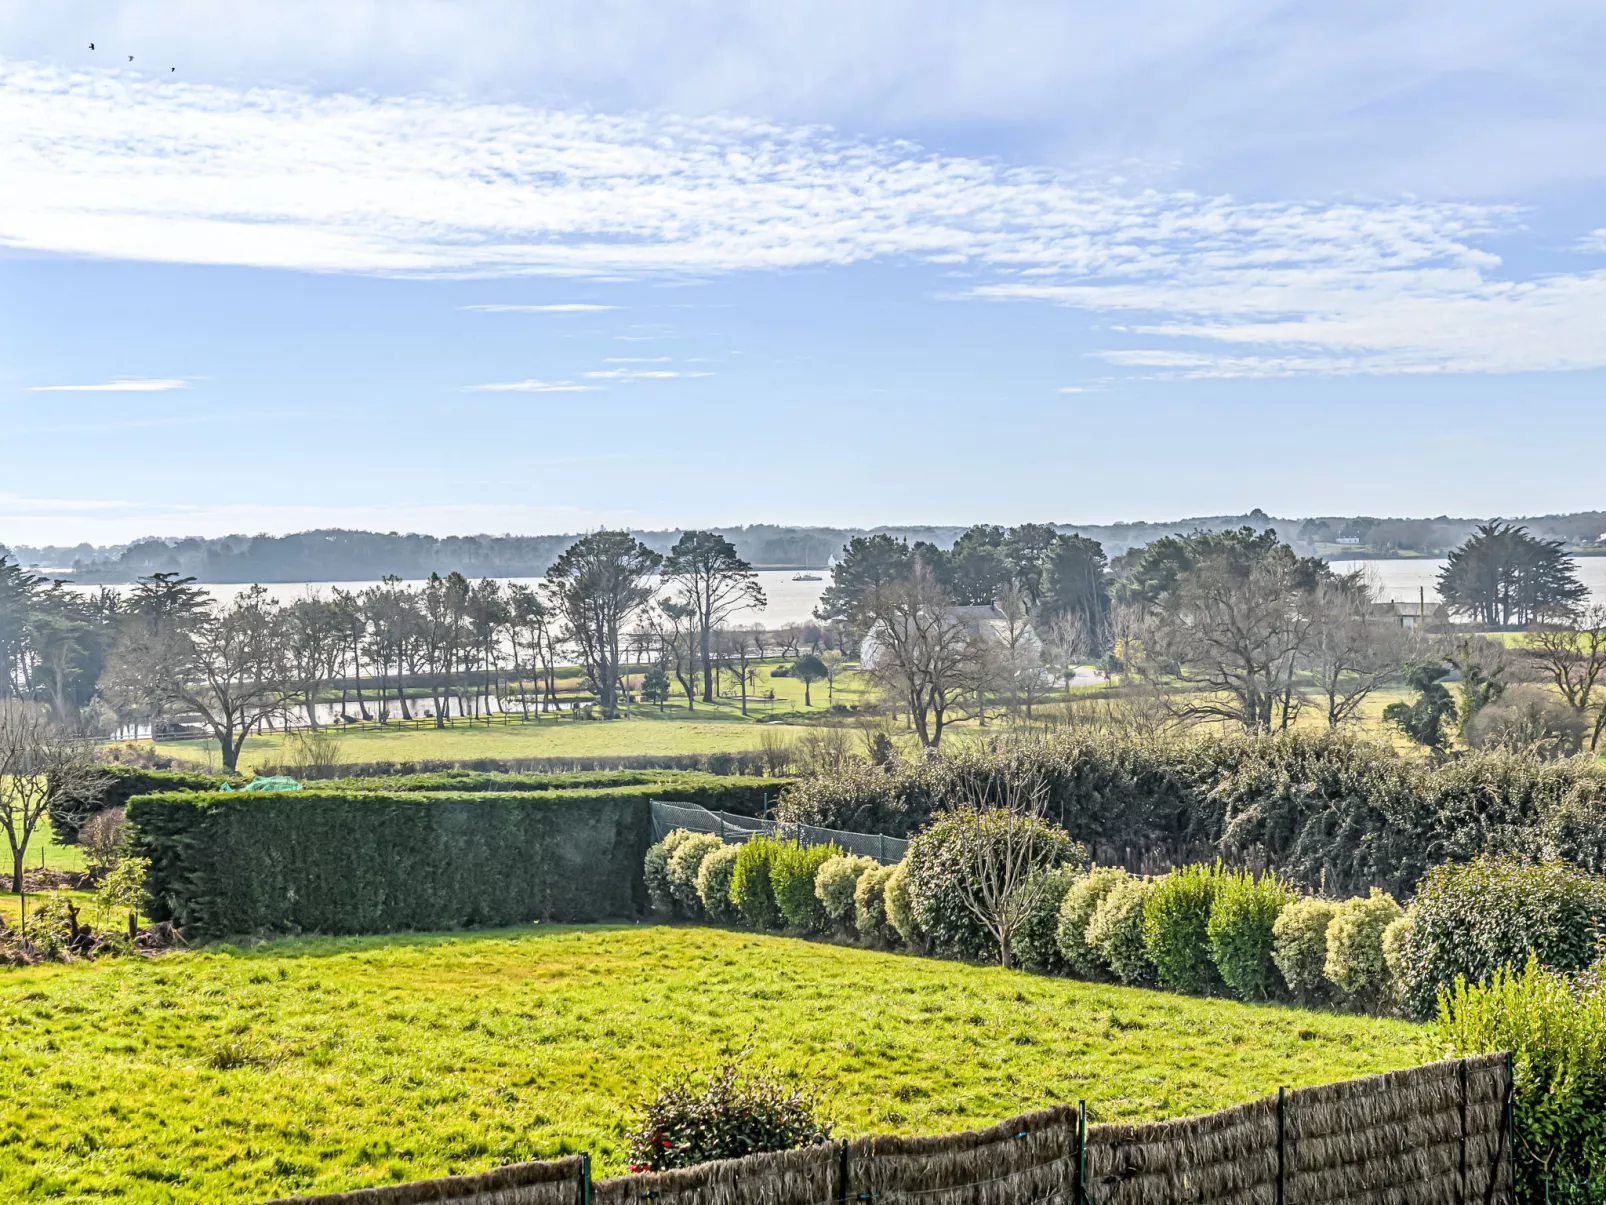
[0,924,1426,1204]
[147,658,875,770]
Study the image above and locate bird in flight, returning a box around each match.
[89,42,95,50]
[128,55,134,61]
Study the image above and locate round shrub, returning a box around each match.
[815,854,877,933]
[668,834,725,917]
[1009,865,1083,975]
[730,837,783,930]
[1208,868,1295,1001]
[771,842,839,932]
[645,829,699,916]
[1324,888,1402,1007]
[1085,877,1154,985]
[696,844,742,923]
[1143,864,1221,994]
[884,860,921,947]
[1056,866,1129,977]
[1272,897,1336,1003]
[1380,915,1411,992]
[854,864,895,946]
[624,1057,832,1172]
[1396,856,1606,1021]
[905,807,1075,961]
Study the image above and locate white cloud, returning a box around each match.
[26,377,189,392]
[581,368,694,381]
[459,303,618,312]
[604,356,672,363]
[461,379,601,392]
[4,56,1606,375]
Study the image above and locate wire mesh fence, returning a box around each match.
[651,798,908,865]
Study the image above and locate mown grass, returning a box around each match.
[148,658,876,771]
[0,924,1426,1204]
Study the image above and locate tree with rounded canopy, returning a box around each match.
[662,531,764,703]
[544,531,662,720]
[791,653,827,706]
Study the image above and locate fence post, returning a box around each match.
[580,1152,592,1205]
[879,833,886,863]
[1276,1087,1286,1205]
[838,1138,849,1205]
[1459,1058,1468,1205]
[1076,1100,1087,1205]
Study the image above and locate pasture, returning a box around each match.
[0,924,1424,1204]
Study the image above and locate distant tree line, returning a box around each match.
[10,509,1601,584]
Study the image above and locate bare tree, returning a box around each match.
[1304,576,1408,728]
[651,600,702,710]
[860,558,980,747]
[107,585,287,772]
[1528,605,1606,751]
[986,580,1050,720]
[1,701,94,902]
[1143,554,1314,732]
[282,594,343,729]
[942,762,1062,969]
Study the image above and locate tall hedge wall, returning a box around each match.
[50,765,229,844]
[778,729,1606,898]
[317,770,791,816]
[127,787,655,939]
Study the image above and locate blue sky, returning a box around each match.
[2,1,1604,544]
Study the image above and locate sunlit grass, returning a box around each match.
[0,924,1425,1204]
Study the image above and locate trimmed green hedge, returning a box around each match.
[318,770,792,816]
[127,787,655,938]
[50,765,228,844]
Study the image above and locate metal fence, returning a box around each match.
[651,798,908,865]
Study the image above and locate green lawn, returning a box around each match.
[1,924,1426,1204]
[145,658,876,771]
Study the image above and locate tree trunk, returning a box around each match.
[700,621,714,704]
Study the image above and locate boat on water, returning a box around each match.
[791,572,822,581]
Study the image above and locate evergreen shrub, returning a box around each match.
[1208,868,1295,1001]
[1323,888,1402,1008]
[1056,866,1129,977]
[730,837,784,930]
[696,845,742,923]
[905,808,1075,961]
[884,860,920,947]
[1086,877,1153,985]
[814,855,877,932]
[853,864,895,946]
[1396,856,1606,1021]
[128,787,653,938]
[1143,863,1221,994]
[1272,897,1335,1003]
[1009,865,1083,975]
[771,843,839,932]
[667,834,725,917]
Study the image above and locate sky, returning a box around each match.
[2,1,1605,546]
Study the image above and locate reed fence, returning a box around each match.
[251,1054,1512,1205]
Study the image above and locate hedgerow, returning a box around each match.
[778,729,1606,896]
[129,787,653,938]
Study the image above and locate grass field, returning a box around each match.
[0,925,1426,1204]
[146,658,878,771]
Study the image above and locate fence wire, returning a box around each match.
[651,799,908,864]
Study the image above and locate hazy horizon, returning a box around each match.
[6,3,1606,539]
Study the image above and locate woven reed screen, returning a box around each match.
[252,1056,1511,1205]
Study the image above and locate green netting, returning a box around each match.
[221,776,304,793]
